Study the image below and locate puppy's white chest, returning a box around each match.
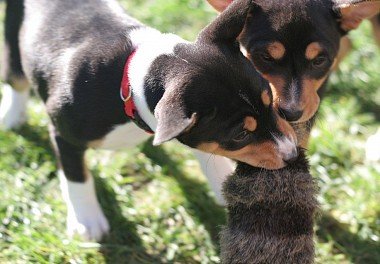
[92,122,151,150]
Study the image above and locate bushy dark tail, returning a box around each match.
[220,151,318,264]
[1,0,25,82]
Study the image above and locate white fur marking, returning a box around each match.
[192,150,236,206]
[0,84,29,129]
[275,135,298,161]
[59,170,109,241]
[96,122,151,150]
[240,44,248,58]
[128,28,187,131]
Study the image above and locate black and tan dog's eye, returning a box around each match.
[258,52,274,63]
[233,130,250,142]
[312,55,328,68]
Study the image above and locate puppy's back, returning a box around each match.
[16,0,149,141]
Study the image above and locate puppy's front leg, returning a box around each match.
[192,150,236,206]
[49,127,109,241]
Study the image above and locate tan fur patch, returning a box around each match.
[267,41,286,60]
[276,116,297,142]
[298,76,327,122]
[262,74,286,109]
[197,142,220,153]
[244,116,257,132]
[333,37,352,71]
[330,58,338,72]
[206,0,232,12]
[299,133,310,149]
[305,42,322,60]
[370,15,380,46]
[291,122,310,148]
[339,2,380,31]
[261,90,271,106]
[197,141,286,170]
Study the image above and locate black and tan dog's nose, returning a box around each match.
[279,107,303,122]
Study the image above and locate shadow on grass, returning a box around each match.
[16,123,52,151]
[95,176,161,264]
[141,139,226,247]
[14,123,224,257]
[15,124,57,180]
[15,124,160,262]
[317,212,380,264]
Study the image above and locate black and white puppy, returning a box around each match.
[0,0,297,241]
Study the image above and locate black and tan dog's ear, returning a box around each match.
[153,88,197,146]
[334,0,380,31]
[198,0,253,44]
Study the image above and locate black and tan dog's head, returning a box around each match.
[151,0,298,169]
[207,0,380,123]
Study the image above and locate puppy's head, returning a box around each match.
[207,0,380,123]
[153,0,298,170]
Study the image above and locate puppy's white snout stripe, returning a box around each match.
[275,135,298,160]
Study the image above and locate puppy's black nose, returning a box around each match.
[283,149,299,164]
[278,108,303,122]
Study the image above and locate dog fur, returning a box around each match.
[220,151,319,264]
[207,0,380,147]
[1,0,300,241]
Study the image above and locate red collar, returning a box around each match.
[120,50,137,119]
[120,50,154,134]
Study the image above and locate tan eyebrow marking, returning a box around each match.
[267,41,286,60]
[261,90,271,106]
[305,42,322,60]
[244,116,257,132]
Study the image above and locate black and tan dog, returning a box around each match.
[0,0,298,241]
[207,0,380,146]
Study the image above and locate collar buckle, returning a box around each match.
[120,86,132,102]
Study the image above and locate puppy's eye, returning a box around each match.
[312,55,328,68]
[259,52,274,63]
[233,130,250,142]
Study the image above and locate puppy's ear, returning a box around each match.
[198,0,253,44]
[153,87,197,146]
[206,0,233,12]
[334,0,380,31]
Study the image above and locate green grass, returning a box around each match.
[0,1,379,263]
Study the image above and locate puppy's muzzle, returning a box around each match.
[275,136,299,164]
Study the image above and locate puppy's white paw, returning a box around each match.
[59,171,110,241]
[193,150,236,206]
[366,129,380,162]
[66,200,110,241]
[0,84,29,129]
